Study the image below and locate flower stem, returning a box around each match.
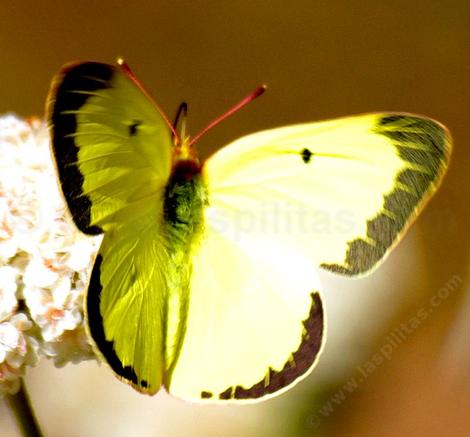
[5,378,44,437]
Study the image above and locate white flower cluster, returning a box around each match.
[0,115,100,396]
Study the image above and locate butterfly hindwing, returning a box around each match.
[202,113,451,276]
[87,218,168,393]
[167,225,325,403]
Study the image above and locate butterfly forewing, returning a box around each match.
[202,113,451,276]
[47,61,172,233]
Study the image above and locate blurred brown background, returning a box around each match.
[1,1,469,436]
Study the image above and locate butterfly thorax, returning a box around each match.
[164,159,204,228]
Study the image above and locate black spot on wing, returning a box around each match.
[321,115,450,275]
[128,120,141,136]
[212,292,324,400]
[87,254,149,390]
[301,148,313,163]
[49,62,116,235]
[201,391,213,399]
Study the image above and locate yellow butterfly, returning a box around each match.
[46,58,451,403]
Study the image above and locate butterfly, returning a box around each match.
[46,58,451,403]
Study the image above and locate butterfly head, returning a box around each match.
[172,102,201,169]
[173,135,200,166]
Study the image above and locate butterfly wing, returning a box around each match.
[166,112,450,403]
[201,113,451,276]
[47,61,173,393]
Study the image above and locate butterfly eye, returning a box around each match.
[128,120,142,136]
[301,148,313,163]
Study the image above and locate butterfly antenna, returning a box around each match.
[189,85,267,147]
[116,57,180,143]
